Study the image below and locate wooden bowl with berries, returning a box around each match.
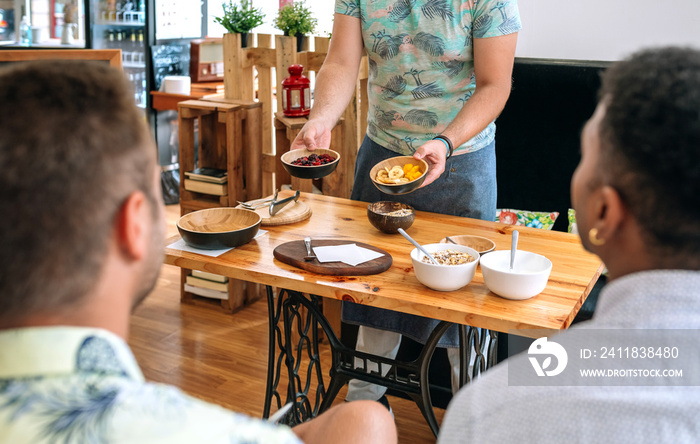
[281,148,341,179]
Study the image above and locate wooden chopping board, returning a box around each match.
[273,240,393,276]
[235,199,312,226]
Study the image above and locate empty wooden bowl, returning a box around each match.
[369,156,428,195]
[367,201,415,234]
[440,235,496,255]
[177,208,262,250]
[281,148,341,179]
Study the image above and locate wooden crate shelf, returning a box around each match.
[180,269,261,314]
[177,97,263,313]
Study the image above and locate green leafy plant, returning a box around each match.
[273,1,318,36]
[214,0,265,34]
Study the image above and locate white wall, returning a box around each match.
[206,1,700,61]
[516,0,700,61]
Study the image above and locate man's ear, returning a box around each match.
[591,185,626,240]
[115,191,148,260]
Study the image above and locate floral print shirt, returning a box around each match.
[0,327,301,444]
[335,0,521,155]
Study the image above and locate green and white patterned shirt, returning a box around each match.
[0,327,301,444]
[335,0,521,155]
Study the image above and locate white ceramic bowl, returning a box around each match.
[479,250,552,300]
[410,244,480,291]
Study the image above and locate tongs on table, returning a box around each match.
[237,189,301,216]
[269,190,300,216]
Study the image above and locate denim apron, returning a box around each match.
[341,136,497,347]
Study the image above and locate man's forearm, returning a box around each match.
[440,82,512,148]
[308,60,361,128]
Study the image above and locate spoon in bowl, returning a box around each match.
[397,228,440,265]
[510,230,519,271]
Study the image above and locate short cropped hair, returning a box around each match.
[0,60,156,323]
[597,47,700,257]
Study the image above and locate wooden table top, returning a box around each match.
[164,191,604,337]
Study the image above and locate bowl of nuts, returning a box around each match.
[410,243,480,291]
[367,201,415,234]
[369,156,428,195]
[281,148,340,179]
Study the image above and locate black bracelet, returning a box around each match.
[432,135,454,159]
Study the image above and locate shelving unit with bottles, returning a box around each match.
[91,0,147,108]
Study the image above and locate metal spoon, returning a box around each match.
[397,228,439,265]
[510,230,519,271]
[303,237,317,261]
[445,236,458,245]
[267,402,293,424]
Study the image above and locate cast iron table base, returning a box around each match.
[263,286,498,437]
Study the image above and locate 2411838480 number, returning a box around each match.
[599,346,679,359]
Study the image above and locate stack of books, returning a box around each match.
[184,167,228,196]
[191,82,225,95]
[184,270,229,300]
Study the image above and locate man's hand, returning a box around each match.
[413,139,448,187]
[290,119,333,151]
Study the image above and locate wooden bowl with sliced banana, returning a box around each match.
[369,156,429,195]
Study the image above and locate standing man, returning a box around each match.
[0,60,396,444]
[291,1,521,407]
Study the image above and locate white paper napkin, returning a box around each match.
[312,243,384,266]
[167,230,268,257]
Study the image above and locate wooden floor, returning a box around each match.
[127,204,443,443]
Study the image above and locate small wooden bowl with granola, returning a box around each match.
[367,201,415,234]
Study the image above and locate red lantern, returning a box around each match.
[281,64,311,117]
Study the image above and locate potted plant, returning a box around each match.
[214,0,265,48]
[273,1,317,51]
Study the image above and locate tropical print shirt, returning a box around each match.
[335,0,521,155]
[0,327,301,444]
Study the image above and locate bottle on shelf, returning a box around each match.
[105,29,115,48]
[19,16,31,46]
[130,29,136,52]
[141,74,147,106]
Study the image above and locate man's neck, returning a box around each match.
[2,305,131,339]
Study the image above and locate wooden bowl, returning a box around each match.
[281,148,340,179]
[440,235,496,255]
[369,156,428,195]
[367,201,415,234]
[177,208,261,250]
